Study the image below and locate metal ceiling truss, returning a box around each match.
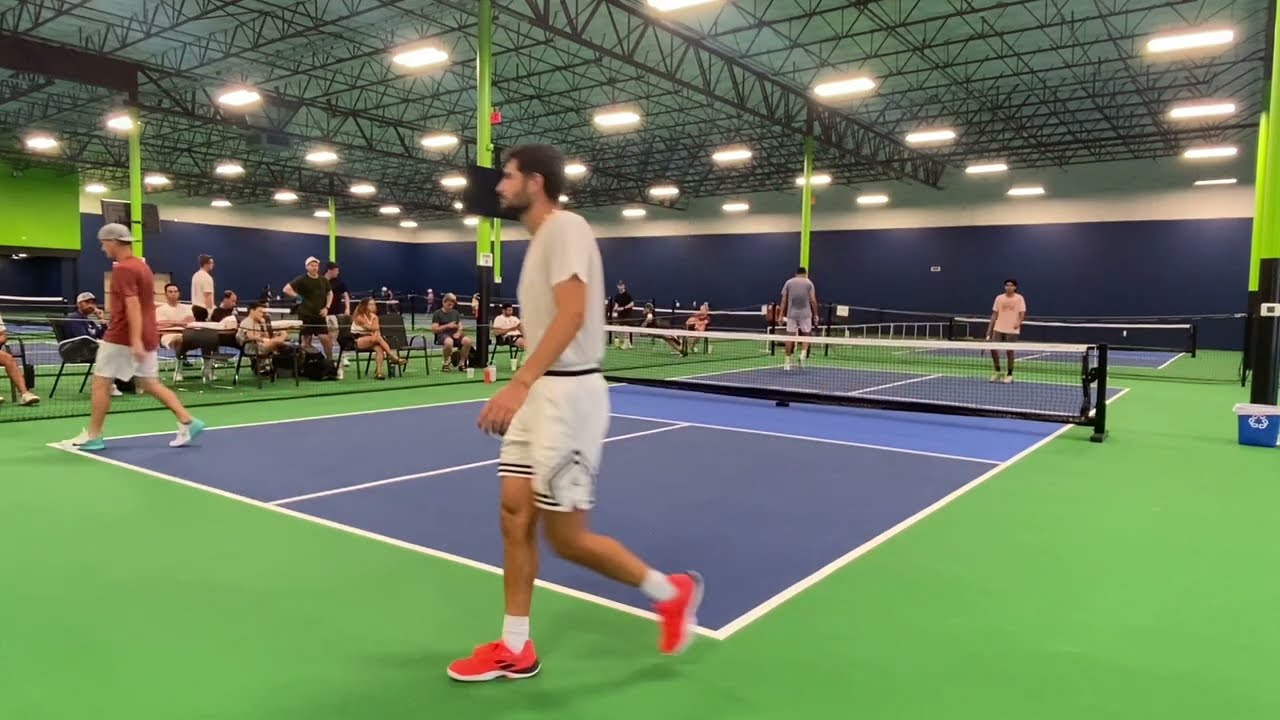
[0,0,1270,221]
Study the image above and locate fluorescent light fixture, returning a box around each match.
[85,183,109,194]
[392,45,449,68]
[214,162,244,177]
[143,173,170,186]
[722,201,750,213]
[105,113,134,131]
[440,174,467,189]
[379,205,401,215]
[24,134,57,151]
[399,220,418,228]
[647,0,718,11]
[593,109,641,128]
[1194,178,1237,186]
[965,162,1008,174]
[463,216,480,226]
[1146,29,1234,54]
[420,133,459,149]
[559,195,570,204]
[305,149,338,164]
[857,193,889,206]
[349,182,377,195]
[1007,185,1045,197]
[313,210,331,218]
[648,185,679,198]
[1183,145,1238,159]
[622,208,647,218]
[813,76,877,98]
[216,88,261,107]
[452,200,464,211]
[1169,101,1236,119]
[712,147,753,163]
[905,128,957,145]
[210,199,232,208]
[565,162,588,177]
[795,173,832,186]
[273,190,299,202]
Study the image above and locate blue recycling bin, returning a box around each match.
[1234,404,1280,448]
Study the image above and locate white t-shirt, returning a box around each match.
[493,314,521,334]
[516,210,605,371]
[191,269,214,310]
[156,302,192,329]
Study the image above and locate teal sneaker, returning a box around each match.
[170,417,206,447]
[65,431,106,452]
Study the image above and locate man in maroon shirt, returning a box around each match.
[63,224,205,451]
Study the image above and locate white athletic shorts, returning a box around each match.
[94,341,159,381]
[499,371,610,512]
[786,316,813,334]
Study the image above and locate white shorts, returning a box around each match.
[94,341,159,381]
[499,371,610,512]
[786,316,813,334]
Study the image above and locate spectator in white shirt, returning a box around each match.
[492,303,525,350]
[0,312,39,406]
[351,297,406,379]
[190,254,215,321]
[155,283,195,382]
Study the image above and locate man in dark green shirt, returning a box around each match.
[431,292,473,371]
[284,256,334,360]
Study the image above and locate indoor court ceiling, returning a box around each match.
[0,0,1271,221]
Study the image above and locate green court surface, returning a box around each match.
[2,375,1277,720]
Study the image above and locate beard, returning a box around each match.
[500,195,530,215]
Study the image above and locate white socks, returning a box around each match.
[639,569,677,603]
[502,615,529,653]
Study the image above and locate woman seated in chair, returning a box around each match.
[352,297,407,380]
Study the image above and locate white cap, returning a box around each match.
[305,256,320,267]
[97,223,133,242]
[76,292,96,303]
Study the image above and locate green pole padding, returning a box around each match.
[476,0,494,261]
[799,135,814,269]
[494,218,503,284]
[1264,17,1280,262]
[1251,113,1268,291]
[328,196,337,262]
[128,108,143,257]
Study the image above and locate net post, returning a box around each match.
[1189,320,1198,358]
[1090,343,1109,443]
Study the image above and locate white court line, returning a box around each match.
[88,383,631,442]
[1155,352,1186,370]
[849,374,941,395]
[44,440,723,641]
[268,423,691,505]
[713,385,1134,640]
[608,412,999,465]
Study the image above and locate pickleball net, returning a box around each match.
[601,323,1111,438]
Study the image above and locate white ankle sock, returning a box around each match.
[502,615,529,652]
[639,569,677,602]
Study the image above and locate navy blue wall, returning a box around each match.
[75,214,430,301]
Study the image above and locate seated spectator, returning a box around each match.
[155,283,194,379]
[351,297,407,379]
[209,290,239,324]
[683,303,712,353]
[639,302,686,355]
[66,291,108,340]
[0,312,39,406]
[236,303,290,353]
[492,303,525,350]
[431,292,472,371]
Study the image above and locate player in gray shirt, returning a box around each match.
[779,266,817,370]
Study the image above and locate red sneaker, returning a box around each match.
[653,571,704,655]
[446,640,540,682]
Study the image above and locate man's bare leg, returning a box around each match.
[138,378,194,424]
[499,475,539,651]
[85,376,115,438]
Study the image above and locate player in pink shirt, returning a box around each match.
[986,278,1026,383]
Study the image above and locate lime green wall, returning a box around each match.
[0,161,80,252]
